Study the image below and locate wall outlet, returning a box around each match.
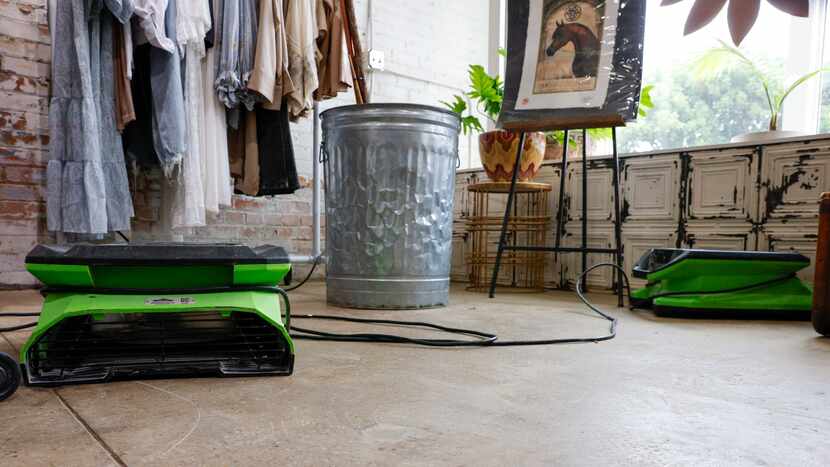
[368,49,385,71]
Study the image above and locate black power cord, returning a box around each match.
[646,272,797,299]
[275,284,497,346]
[485,263,629,346]
[284,265,803,346]
[284,256,322,292]
[287,263,629,347]
[291,316,497,346]
[0,312,39,333]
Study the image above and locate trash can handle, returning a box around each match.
[319,140,329,164]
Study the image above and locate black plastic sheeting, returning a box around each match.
[499,0,646,128]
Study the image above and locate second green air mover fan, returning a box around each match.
[630,248,813,318]
[21,243,294,386]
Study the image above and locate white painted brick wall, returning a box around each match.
[292,0,491,177]
[365,0,489,169]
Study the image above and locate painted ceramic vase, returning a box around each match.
[479,130,546,182]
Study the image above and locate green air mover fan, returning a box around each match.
[630,248,813,318]
[22,243,294,386]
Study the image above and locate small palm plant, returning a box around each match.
[441,48,508,135]
[442,48,655,140]
[547,84,654,146]
[441,64,503,135]
[692,40,828,131]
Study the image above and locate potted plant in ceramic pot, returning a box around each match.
[543,85,653,160]
[442,64,546,182]
[544,129,609,160]
[544,131,582,161]
[693,40,829,143]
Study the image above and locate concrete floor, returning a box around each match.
[1,284,829,466]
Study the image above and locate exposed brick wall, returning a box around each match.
[0,0,52,287]
[127,169,324,282]
[0,0,336,288]
[0,0,492,288]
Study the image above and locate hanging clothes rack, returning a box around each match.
[290,0,365,265]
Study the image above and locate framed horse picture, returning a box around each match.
[500,0,646,130]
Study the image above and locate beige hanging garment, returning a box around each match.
[284,0,319,119]
[314,0,350,100]
[113,21,136,131]
[249,0,295,110]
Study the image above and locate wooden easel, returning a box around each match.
[340,0,368,104]
[489,115,627,307]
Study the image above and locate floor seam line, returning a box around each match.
[4,324,127,465]
[53,389,129,467]
[1,332,18,352]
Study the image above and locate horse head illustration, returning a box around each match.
[545,20,600,78]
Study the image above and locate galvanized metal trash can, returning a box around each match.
[321,104,461,309]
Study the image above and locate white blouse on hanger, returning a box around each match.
[202,0,232,213]
[169,0,212,228]
[133,0,176,53]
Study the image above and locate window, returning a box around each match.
[617,0,826,153]
[491,0,829,157]
[818,7,830,133]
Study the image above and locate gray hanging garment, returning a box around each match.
[47,0,136,234]
[149,0,186,175]
[215,0,258,128]
[122,0,187,175]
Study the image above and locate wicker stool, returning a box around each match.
[466,182,551,293]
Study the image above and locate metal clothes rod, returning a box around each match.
[289,102,325,265]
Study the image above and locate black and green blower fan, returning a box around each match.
[630,248,813,318]
[17,243,295,387]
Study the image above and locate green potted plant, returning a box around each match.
[442,63,546,182]
[544,85,653,160]
[692,40,828,143]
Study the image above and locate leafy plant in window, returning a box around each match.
[441,49,547,182]
[692,39,828,138]
[441,48,507,135]
[545,84,654,159]
[443,50,654,177]
[441,64,504,135]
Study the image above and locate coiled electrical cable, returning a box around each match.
[0,312,39,333]
[288,263,629,347]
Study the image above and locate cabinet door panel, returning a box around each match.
[687,150,755,221]
[761,141,830,222]
[623,156,680,224]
